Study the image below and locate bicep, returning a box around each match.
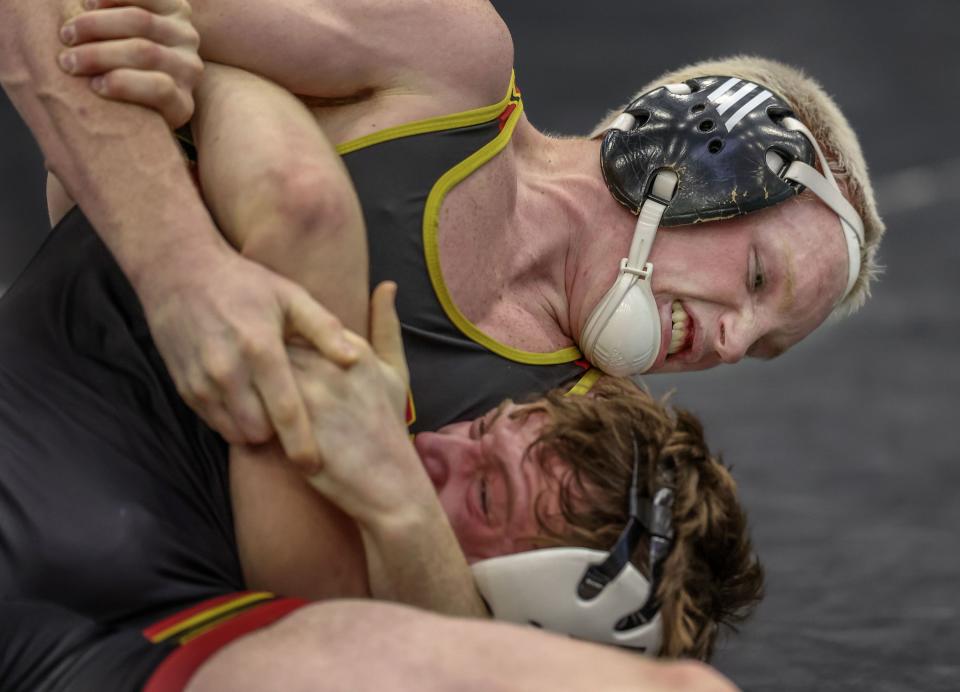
[189,0,512,101]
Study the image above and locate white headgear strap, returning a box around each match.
[579,169,678,377]
[770,117,865,301]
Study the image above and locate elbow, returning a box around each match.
[242,162,361,255]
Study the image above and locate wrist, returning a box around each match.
[357,481,445,543]
[126,226,233,305]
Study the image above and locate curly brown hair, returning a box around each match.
[515,377,764,660]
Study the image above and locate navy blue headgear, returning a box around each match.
[600,76,815,224]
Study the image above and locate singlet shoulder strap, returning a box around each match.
[337,72,521,155]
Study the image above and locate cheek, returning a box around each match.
[651,232,743,293]
[438,483,507,563]
[453,523,512,564]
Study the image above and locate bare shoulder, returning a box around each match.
[334,0,514,107]
[405,0,515,105]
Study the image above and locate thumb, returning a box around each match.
[369,281,409,388]
[282,283,359,365]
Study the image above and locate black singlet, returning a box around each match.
[0,208,244,690]
[340,73,595,433]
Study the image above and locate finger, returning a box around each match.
[180,385,246,444]
[250,343,319,468]
[63,8,199,49]
[87,0,185,15]
[60,38,202,84]
[283,288,359,367]
[369,281,410,387]
[90,69,194,127]
[219,378,273,446]
[194,344,273,445]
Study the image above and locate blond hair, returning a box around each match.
[590,56,884,316]
[517,378,764,660]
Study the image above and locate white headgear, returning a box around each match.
[471,445,675,655]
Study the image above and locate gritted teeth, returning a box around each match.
[668,300,690,355]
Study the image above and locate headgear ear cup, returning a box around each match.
[581,262,661,376]
[580,171,678,376]
[472,548,664,653]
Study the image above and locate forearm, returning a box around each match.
[230,443,370,601]
[193,63,368,334]
[0,0,225,293]
[360,498,490,619]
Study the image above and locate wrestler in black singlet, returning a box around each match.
[340,74,594,432]
[0,208,243,689]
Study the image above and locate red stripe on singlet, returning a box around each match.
[143,597,308,692]
[498,103,518,131]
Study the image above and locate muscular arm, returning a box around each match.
[192,63,368,334]
[193,65,485,616]
[0,0,222,292]
[189,0,513,106]
[193,63,370,598]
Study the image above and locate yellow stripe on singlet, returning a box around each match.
[419,83,582,365]
[337,71,582,365]
[565,368,603,396]
[149,592,273,643]
[337,73,521,155]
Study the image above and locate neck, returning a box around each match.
[510,121,636,346]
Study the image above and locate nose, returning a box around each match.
[715,312,753,364]
[414,428,482,491]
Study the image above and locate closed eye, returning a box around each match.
[480,477,490,517]
[749,247,765,292]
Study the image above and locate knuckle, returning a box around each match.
[181,55,203,85]
[107,71,137,100]
[131,7,154,35]
[174,95,195,127]
[202,352,236,384]
[157,74,178,101]
[271,398,302,428]
[240,334,272,362]
[189,54,203,76]
[243,420,272,444]
[132,38,161,68]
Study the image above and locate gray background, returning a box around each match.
[2,1,959,690]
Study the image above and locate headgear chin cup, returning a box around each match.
[582,77,866,377]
